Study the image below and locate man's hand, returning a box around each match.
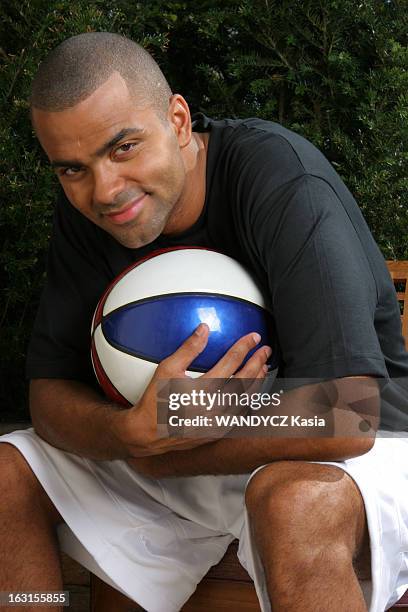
[124,375,380,479]
[116,323,272,459]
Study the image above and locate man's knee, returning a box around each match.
[0,442,63,526]
[245,461,365,553]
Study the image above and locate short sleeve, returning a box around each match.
[251,174,387,380]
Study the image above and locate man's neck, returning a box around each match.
[163,131,209,236]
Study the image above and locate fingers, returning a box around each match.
[205,332,270,379]
[156,323,209,377]
[235,345,272,379]
[157,325,271,380]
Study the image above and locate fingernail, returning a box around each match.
[252,333,261,344]
[196,323,208,336]
[264,346,272,357]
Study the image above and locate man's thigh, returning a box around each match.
[245,461,369,571]
[239,438,408,611]
[0,440,63,526]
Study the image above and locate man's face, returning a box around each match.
[32,73,189,249]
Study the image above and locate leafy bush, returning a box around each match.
[1,0,407,419]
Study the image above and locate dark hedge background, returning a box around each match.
[1,0,407,421]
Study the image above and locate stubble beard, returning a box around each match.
[113,197,176,249]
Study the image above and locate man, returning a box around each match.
[1,32,407,612]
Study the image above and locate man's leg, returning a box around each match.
[0,442,64,612]
[245,461,370,612]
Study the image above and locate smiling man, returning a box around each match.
[32,71,208,248]
[1,32,408,612]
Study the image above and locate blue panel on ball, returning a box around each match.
[102,294,277,372]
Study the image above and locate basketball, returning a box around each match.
[91,247,276,406]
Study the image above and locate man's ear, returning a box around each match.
[167,94,192,148]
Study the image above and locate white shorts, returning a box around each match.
[1,429,407,612]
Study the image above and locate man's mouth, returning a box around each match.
[104,194,147,225]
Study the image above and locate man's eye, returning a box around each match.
[60,167,81,176]
[116,142,137,155]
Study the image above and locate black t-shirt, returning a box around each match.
[27,114,408,430]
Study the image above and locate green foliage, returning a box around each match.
[1,0,407,418]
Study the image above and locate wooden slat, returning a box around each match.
[182,579,260,611]
[387,260,408,348]
[205,541,252,582]
[61,553,90,586]
[89,575,260,612]
[64,586,90,612]
[61,554,90,612]
[91,575,143,611]
[392,589,408,608]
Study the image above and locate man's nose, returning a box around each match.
[92,165,126,207]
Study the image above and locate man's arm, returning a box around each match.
[29,378,130,460]
[127,375,380,477]
[29,324,270,461]
[131,434,375,479]
[30,376,215,461]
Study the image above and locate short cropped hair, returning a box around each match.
[30,32,172,114]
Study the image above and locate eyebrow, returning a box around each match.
[50,127,144,168]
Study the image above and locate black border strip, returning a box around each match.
[101,291,268,322]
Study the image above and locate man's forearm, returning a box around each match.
[129,376,379,477]
[129,435,375,478]
[29,378,128,460]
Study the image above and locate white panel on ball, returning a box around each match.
[93,324,202,405]
[93,325,157,405]
[102,249,265,317]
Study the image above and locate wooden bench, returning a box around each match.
[388,261,408,350]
